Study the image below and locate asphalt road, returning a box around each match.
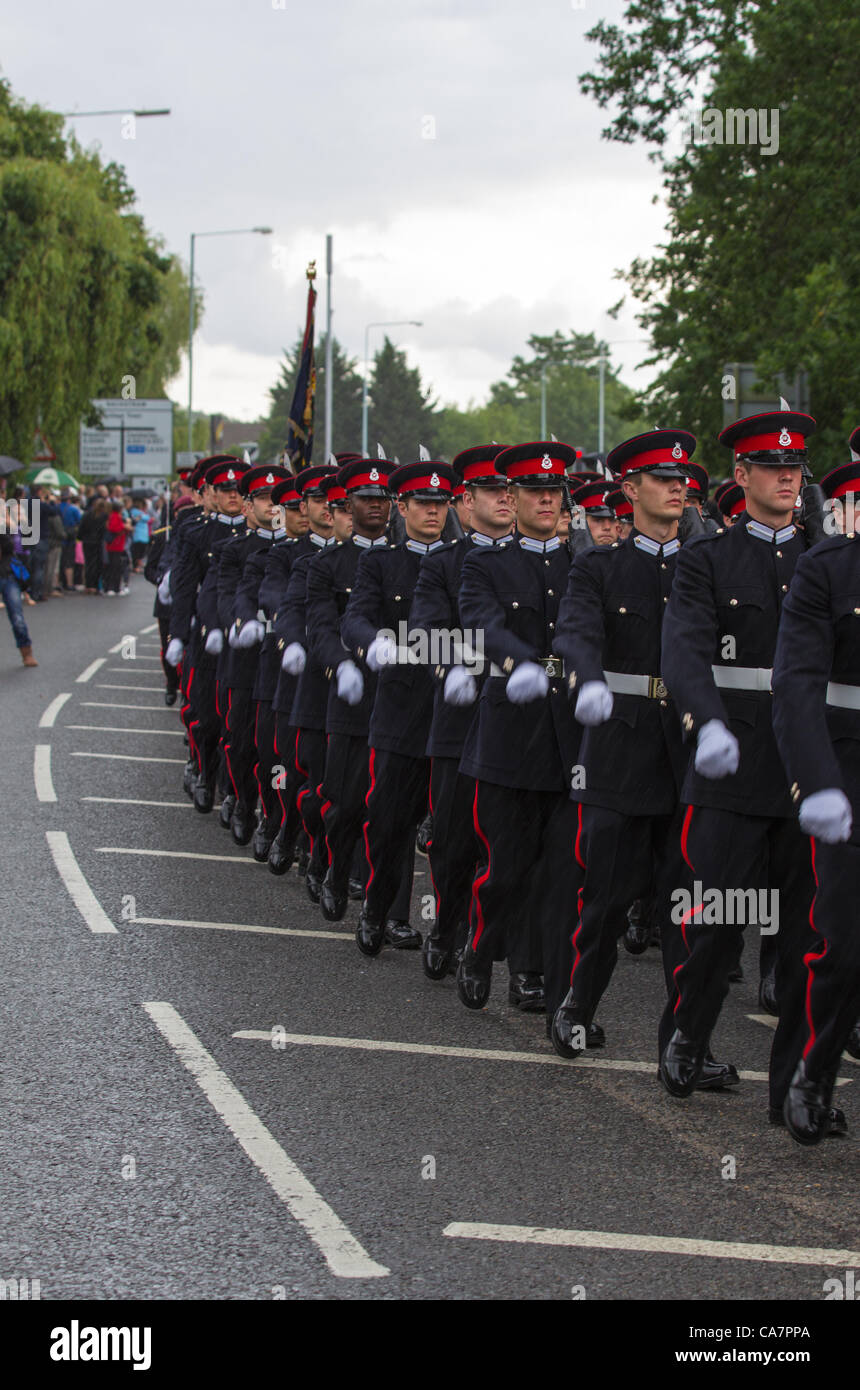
[2,576,859,1305]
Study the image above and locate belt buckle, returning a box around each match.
[649,676,668,700]
[543,656,561,679]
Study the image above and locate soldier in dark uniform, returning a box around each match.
[233,467,334,861]
[215,464,289,844]
[658,410,825,1127]
[306,458,395,921]
[342,459,455,956]
[148,465,206,706]
[604,486,633,541]
[409,446,516,984]
[714,480,746,527]
[570,479,617,547]
[455,441,581,1016]
[165,458,249,808]
[551,432,730,1080]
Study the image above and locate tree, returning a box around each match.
[0,78,195,468]
[368,337,441,461]
[258,335,364,464]
[580,0,860,474]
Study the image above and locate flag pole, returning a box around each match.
[324,235,333,461]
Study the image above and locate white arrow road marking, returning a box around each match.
[39,693,71,728]
[143,1002,389,1280]
[76,658,106,683]
[133,915,350,940]
[34,745,56,803]
[46,831,116,934]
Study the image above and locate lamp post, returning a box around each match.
[186,227,272,454]
[60,107,172,118]
[361,320,423,456]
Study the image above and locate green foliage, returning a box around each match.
[0,78,195,468]
[367,337,441,461]
[258,335,364,464]
[581,0,860,475]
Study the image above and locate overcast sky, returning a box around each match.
[6,0,667,432]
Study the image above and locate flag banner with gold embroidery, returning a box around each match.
[286,264,317,472]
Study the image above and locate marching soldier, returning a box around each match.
[342,459,455,956]
[409,446,516,983]
[455,441,581,1017]
[714,480,746,527]
[604,485,633,541]
[570,479,618,547]
[658,409,825,1129]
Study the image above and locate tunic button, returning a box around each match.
[661,563,667,570]
[659,699,667,708]
[729,598,738,606]
[547,589,554,596]
[776,550,782,558]
[545,559,550,566]
[512,601,519,609]
[548,621,555,629]
[855,608,860,615]
[781,584,788,592]
[663,596,668,603]
[619,606,627,613]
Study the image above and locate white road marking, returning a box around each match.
[72,752,185,764]
[46,830,117,934]
[95,683,165,692]
[143,1002,389,1279]
[39,693,71,728]
[231,1031,773,1081]
[34,744,57,802]
[82,702,176,712]
[67,724,185,736]
[96,847,255,862]
[442,1222,860,1267]
[747,1013,859,1070]
[105,666,164,674]
[76,658,106,683]
[138,623,159,634]
[107,646,162,659]
[82,797,192,808]
[133,914,350,940]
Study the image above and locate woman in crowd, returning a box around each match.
[129,499,151,573]
[78,497,109,593]
[104,498,132,595]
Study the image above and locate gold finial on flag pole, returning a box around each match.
[307,260,317,282]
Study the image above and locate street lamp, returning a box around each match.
[595,339,648,453]
[362,320,423,456]
[186,227,273,454]
[60,108,172,118]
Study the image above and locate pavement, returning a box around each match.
[2,576,859,1304]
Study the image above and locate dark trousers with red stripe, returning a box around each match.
[469,781,580,1008]
[426,758,478,954]
[186,648,220,789]
[320,732,371,896]
[253,699,279,826]
[363,749,429,925]
[802,838,860,1081]
[296,728,328,876]
[223,685,257,811]
[158,614,178,695]
[271,715,304,848]
[568,804,684,1028]
[667,807,815,1109]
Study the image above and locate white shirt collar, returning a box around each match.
[216,513,244,526]
[256,527,284,541]
[471,530,513,548]
[405,538,445,554]
[310,531,336,548]
[634,534,680,558]
[746,519,796,544]
[518,534,561,554]
[353,534,388,549]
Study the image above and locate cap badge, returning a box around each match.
[778,427,792,447]
[227,469,235,480]
[672,443,683,459]
[266,472,274,484]
[430,471,440,488]
[369,467,379,482]
[541,453,553,471]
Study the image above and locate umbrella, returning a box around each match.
[0,455,24,478]
[24,466,81,490]
[131,489,156,500]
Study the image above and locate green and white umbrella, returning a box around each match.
[24,466,81,490]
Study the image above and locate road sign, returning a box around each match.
[79,399,174,478]
[175,451,207,472]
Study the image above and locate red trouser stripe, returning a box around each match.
[363,748,377,891]
[680,804,694,870]
[802,836,828,1060]
[469,782,492,950]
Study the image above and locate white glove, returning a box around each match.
[506,660,549,704]
[228,625,242,648]
[575,680,613,726]
[204,629,223,655]
[281,641,306,675]
[444,665,477,706]
[367,634,398,671]
[157,571,172,605]
[337,659,364,705]
[165,638,184,667]
[695,718,740,778]
[799,788,853,844]
[237,618,265,648]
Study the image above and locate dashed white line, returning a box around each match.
[96,847,255,862]
[76,658,106,683]
[39,693,71,728]
[72,752,185,764]
[231,1031,773,1081]
[67,725,185,737]
[133,915,350,939]
[442,1222,860,1267]
[82,702,176,712]
[34,744,57,803]
[143,1002,389,1280]
[747,1013,859,1069]
[138,623,159,634]
[46,830,117,934]
[82,797,192,808]
[95,683,164,693]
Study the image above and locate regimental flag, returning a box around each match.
[286,263,317,473]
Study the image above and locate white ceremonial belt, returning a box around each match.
[265,619,274,635]
[712,665,772,692]
[604,670,668,700]
[826,681,860,710]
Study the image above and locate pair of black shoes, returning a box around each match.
[781,1061,846,1145]
[549,995,606,1057]
[659,1030,740,1095]
[508,972,545,1012]
[164,686,178,707]
[355,908,422,956]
